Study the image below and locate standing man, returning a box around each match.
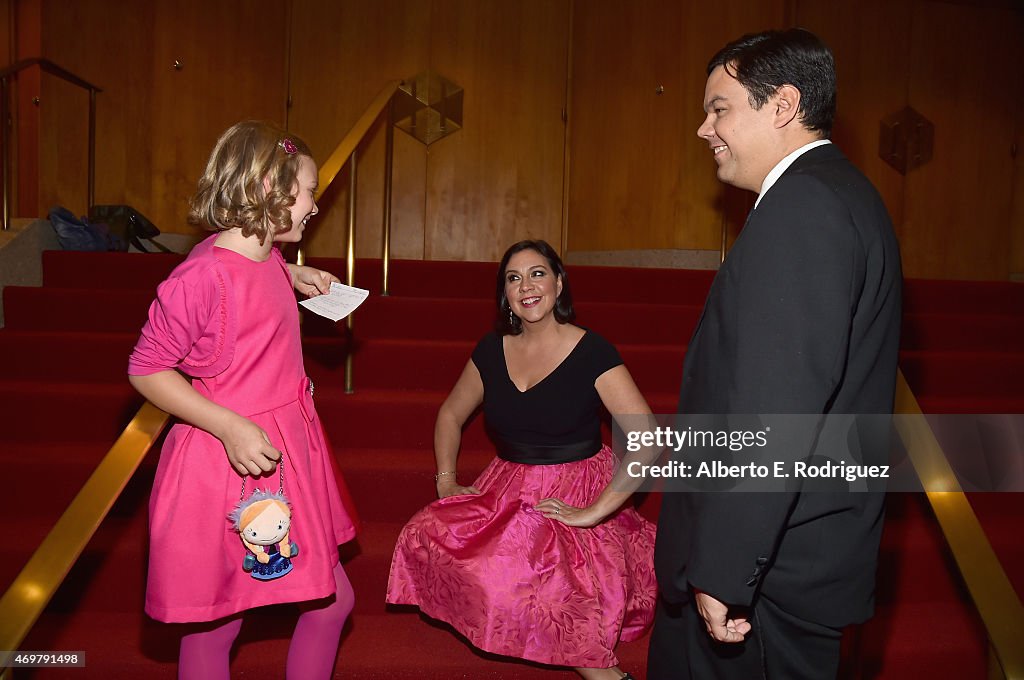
[649,29,902,679]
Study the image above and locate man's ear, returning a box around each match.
[773,84,802,128]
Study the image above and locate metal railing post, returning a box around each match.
[344,150,357,394]
[87,89,96,214]
[720,213,727,264]
[2,76,10,232]
[382,96,394,296]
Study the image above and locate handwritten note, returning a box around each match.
[298,282,369,322]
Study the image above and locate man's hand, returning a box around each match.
[694,589,751,643]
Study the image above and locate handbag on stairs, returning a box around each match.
[88,204,171,253]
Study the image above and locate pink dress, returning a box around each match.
[387,331,656,668]
[128,235,358,623]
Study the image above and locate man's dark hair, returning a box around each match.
[708,28,836,138]
[495,240,575,336]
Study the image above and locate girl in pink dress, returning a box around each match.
[128,121,358,680]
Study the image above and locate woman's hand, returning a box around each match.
[219,415,282,476]
[288,264,340,298]
[534,497,606,528]
[436,478,481,499]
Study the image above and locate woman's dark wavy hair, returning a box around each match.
[708,28,836,138]
[188,120,314,244]
[495,240,575,336]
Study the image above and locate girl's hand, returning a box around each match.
[220,416,282,476]
[436,479,481,499]
[288,264,340,298]
[534,497,604,528]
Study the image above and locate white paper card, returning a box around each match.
[298,282,369,322]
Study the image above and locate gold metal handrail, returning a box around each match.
[894,370,1024,679]
[1,58,103,232]
[0,402,169,674]
[314,80,401,207]
[301,79,402,394]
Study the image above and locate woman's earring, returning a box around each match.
[509,309,515,327]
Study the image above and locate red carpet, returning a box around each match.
[1,250,1021,678]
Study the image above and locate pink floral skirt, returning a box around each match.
[386,446,657,668]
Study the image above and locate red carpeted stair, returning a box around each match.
[1,249,1021,678]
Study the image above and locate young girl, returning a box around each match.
[128,121,358,679]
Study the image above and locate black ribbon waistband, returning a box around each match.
[495,437,602,465]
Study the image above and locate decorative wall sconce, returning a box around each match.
[879,106,934,174]
[393,71,463,146]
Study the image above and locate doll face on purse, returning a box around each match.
[241,500,291,545]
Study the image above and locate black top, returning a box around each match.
[471,330,623,464]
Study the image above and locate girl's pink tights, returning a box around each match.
[178,563,355,680]
[287,564,355,678]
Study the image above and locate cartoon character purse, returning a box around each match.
[229,455,299,581]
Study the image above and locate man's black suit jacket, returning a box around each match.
[654,143,903,628]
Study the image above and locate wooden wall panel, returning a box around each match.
[37,0,286,234]
[39,3,160,227]
[147,0,288,234]
[1,0,10,65]
[37,75,89,213]
[794,0,911,229]
[19,0,1024,276]
[289,0,429,261]
[567,0,688,252]
[424,0,570,262]
[796,0,1024,280]
[566,0,785,254]
[37,0,142,218]
[0,0,11,217]
[13,0,41,218]
[900,1,1022,280]
[1013,116,1024,279]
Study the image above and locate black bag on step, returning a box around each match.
[48,206,122,251]
[89,204,170,253]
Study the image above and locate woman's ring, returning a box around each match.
[553,508,560,514]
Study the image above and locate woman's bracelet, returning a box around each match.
[434,471,456,482]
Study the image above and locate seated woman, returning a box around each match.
[387,240,656,680]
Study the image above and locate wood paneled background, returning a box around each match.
[567,0,787,254]
[5,0,1023,280]
[796,0,1023,281]
[423,0,570,262]
[31,0,287,238]
[288,0,430,261]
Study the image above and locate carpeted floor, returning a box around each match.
[1,250,1021,678]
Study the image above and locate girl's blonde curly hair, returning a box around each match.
[189,121,313,244]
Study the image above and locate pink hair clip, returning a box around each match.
[278,138,298,155]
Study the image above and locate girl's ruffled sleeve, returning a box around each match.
[128,261,236,378]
